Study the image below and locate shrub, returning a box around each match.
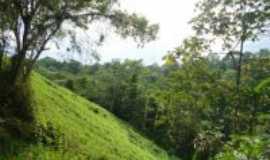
[215,135,270,160]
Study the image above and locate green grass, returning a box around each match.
[0,73,178,160]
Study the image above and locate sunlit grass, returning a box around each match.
[0,73,177,160]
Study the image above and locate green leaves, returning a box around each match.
[0,0,159,80]
[168,36,209,64]
[255,77,270,94]
[215,135,270,160]
[36,48,270,160]
[110,11,159,47]
[191,0,270,50]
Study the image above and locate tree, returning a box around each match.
[171,36,209,63]
[0,14,9,70]
[0,0,159,84]
[191,0,270,131]
[0,32,6,70]
[63,60,82,74]
[36,52,270,160]
[65,79,75,90]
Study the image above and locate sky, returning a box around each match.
[98,0,198,65]
[45,0,270,65]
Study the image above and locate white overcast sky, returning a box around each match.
[98,0,198,65]
[45,0,269,65]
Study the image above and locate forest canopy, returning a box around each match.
[1,0,270,160]
[37,48,270,159]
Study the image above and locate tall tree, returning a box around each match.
[0,12,9,70]
[191,0,270,131]
[0,32,6,70]
[0,0,159,84]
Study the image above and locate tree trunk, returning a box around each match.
[249,95,258,134]
[24,49,44,81]
[9,16,32,85]
[10,51,27,85]
[0,38,6,71]
[143,99,149,131]
[236,40,244,99]
[0,49,3,70]
[234,39,245,132]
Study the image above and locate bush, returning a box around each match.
[215,135,270,160]
[64,79,74,91]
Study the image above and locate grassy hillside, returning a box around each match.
[0,73,178,160]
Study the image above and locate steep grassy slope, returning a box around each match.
[0,74,177,160]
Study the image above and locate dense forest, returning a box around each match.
[36,49,270,159]
[1,0,270,160]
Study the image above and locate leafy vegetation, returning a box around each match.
[215,135,270,160]
[0,73,177,160]
[1,0,270,160]
[36,48,270,160]
[0,0,158,85]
